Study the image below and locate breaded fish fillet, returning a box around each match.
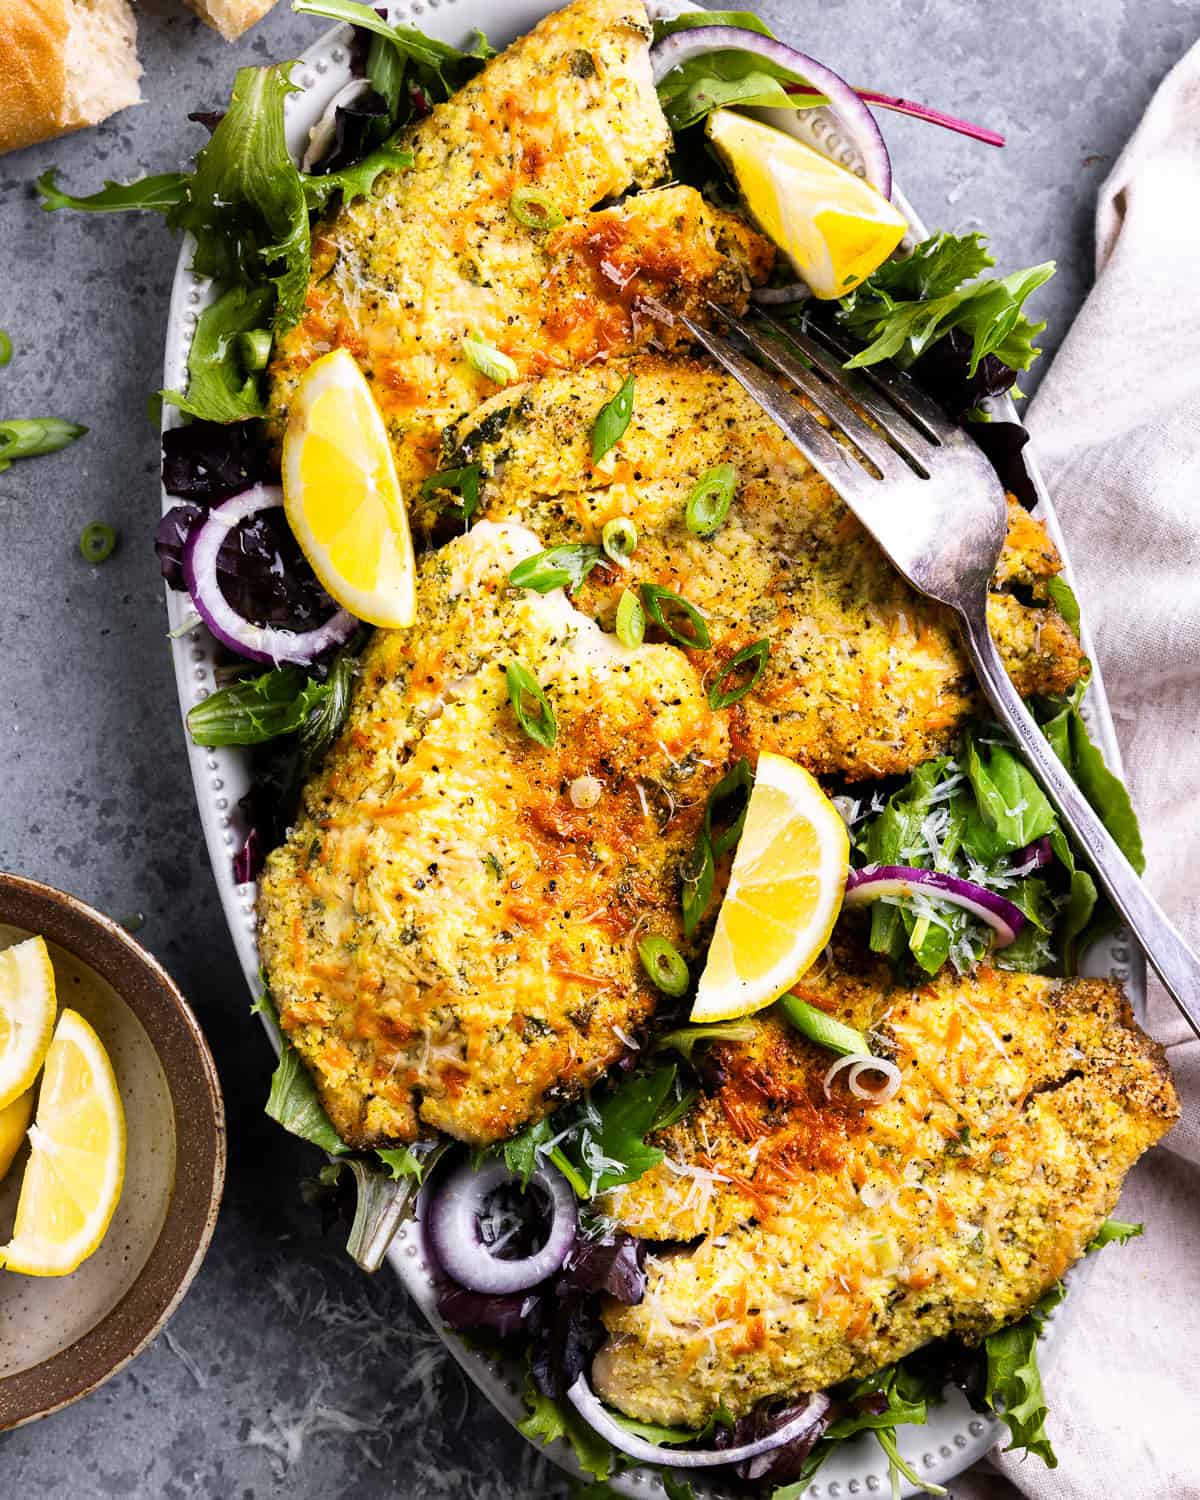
[258,521,731,1148]
[443,355,1087,779]
[593,959,1177,1426]
[266,0,772,514]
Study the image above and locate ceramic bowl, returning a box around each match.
[0,873,225,1430]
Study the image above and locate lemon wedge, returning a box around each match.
[690,752,849,1023]
[0,1009,125,1277]
[282,347,416,629]
[0,935,57,1112]
[0,1090,33,1182]
[707,108,907,299]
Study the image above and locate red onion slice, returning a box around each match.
[649,25,891,199]
[427,1159,577,1295]
[1011,835,1054,873]
[843,865,1026,947]
[181,485,358,665]
[567,1374,830,1468]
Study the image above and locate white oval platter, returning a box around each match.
[160,4,1146,1494]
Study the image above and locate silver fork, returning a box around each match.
[681,301,1200,1037]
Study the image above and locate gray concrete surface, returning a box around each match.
[0,1,1195,1495]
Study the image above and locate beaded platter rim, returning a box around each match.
[159,3,1146,1494]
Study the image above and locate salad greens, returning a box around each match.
[186,665,334,746]
[651,11,818,131]
[163,285,275,424]
[850,686,1144,976]
[837,231,1055,378]
[500,1064,679,1200]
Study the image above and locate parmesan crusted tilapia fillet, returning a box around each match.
[592,959,1177,1427]
[442,355,1088,779]
[265,0,772,515]
[258,522,731,1149]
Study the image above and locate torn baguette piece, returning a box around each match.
[0,0,141,156]
[185,0,280,40]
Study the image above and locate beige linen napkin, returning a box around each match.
[956,35,1200,1500]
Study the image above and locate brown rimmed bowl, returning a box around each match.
[0,873,225,1430]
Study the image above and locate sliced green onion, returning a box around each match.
[615,587,645,649]
[708,638,770,709]
[601,516,638,566]
[79,522,118,564]
[638,934,689,997]
[508,543,603,594]
[237,328,274,372]
[685,462,737,535]
[506,660,556,747]
[0,418,87,461]
[591,373,636,464]
[463,333,518,385]
[704,757,753,856]
[420,462,481,521]
[510,186,565,230]
[778,993,870,1057]
[0,330,11,368]
[639,582,711,650]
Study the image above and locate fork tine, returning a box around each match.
[715,305,922,480]
[753,311,940,468]
[678,314,876,501]
[799,319,955,443]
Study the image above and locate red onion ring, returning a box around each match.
[823,1052,902,1104]
[567,1374,830,1468]
[843,865,1026,947]
[1011,835,1054,872]
[181,485,358,665]
[426,1159,577,1295]
[649,25,892,199]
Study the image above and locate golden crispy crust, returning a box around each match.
[0,0,67,154]
[265,0,772,508]
[594,960,1178,1426]
[258,522,731,1148]
[449,354,1088,779]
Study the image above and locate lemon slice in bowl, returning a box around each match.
[690,752,849,1023]
[0,935,57,1111]
[0,1089,33,1181]
[282,346,416,629]
[707,108,907,299]
[0,1009,126,1277]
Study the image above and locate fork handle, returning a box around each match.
[958,607,1200,1038]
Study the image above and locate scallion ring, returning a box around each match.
[79,522,118,564]
[0,329,11,368]
[510,187,565,230]
[601,516,637,566]
[464,334,518,386]
[685,462,737,536]
[505,660,556,747]
[237,328,273,372]
[615,588,645,649]
[778,994,870,1057]
[639,582,710,650]
[638,934,689,997]
[708,638,770,709]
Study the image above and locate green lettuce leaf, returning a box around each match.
[376,1145,427,1180]
[186,666,331,747]
[838,234,1055,377]
[1087,1217,1143,1251]
[173,64,310,330]
[983,1281,1065,1466]
[259,992,346,1155]
[301,141,414,212]
[961,735,1058,861]
[519,1387,614,1480]
[161,283,275,423]
[37,168,189,215]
